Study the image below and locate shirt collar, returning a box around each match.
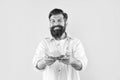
[50,32,70,41]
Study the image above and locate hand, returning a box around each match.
[60,52,75,65]
[60,55,70,65]
[44,56,56,66]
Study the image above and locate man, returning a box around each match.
[32,8,88,80]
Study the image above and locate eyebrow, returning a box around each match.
[50,17,62,20]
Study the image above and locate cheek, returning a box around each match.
[50,23,53,27]
[60,22,65,26]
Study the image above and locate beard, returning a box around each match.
[50,25,66,40]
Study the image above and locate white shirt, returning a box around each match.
[32,36,88,80]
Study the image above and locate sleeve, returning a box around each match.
[72,39,88,71]
[32,39,47,71]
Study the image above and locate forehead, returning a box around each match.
[50,14,64,20]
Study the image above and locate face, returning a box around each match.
[49,14,67,39]
[49,14,66,27]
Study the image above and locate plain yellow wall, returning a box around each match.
[4,0,120,80]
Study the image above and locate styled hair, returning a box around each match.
[49,8,68,20]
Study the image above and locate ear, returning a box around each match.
[66,22,68,26]
[49,20,52,28]
[65,21,68,27]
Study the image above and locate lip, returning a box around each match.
[54,27,60,30]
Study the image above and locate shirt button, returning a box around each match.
[58,69,61,72]
[58,68,61,72]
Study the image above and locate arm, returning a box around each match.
[59,40,88,71]
[36,58,47,70]
[33,40,54,71]
[35,56,56,70]
[70,57,83,71]
[70,40,88,71]
[60,54,82,70]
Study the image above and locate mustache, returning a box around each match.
[52,25,63,27]
[51,25,63,28]
[51,25,64,31]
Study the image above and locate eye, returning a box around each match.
[51,20,55,23]
[58,19,62,22]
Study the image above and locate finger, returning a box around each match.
[61,56,70,60]
[61,60,69,65]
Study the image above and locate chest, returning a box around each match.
[46,40,73,56]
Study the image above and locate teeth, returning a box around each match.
[54,27,60,30]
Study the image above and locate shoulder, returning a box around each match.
[68,37,84,49]
[69,37,85,51]
[39,37,52,44]
[69,37,82,44]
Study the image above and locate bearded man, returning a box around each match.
[33,8,88,80]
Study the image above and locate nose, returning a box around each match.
[54,21,60,26]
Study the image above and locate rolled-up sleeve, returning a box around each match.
[32,39,47,71]
[73,39,88,71]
